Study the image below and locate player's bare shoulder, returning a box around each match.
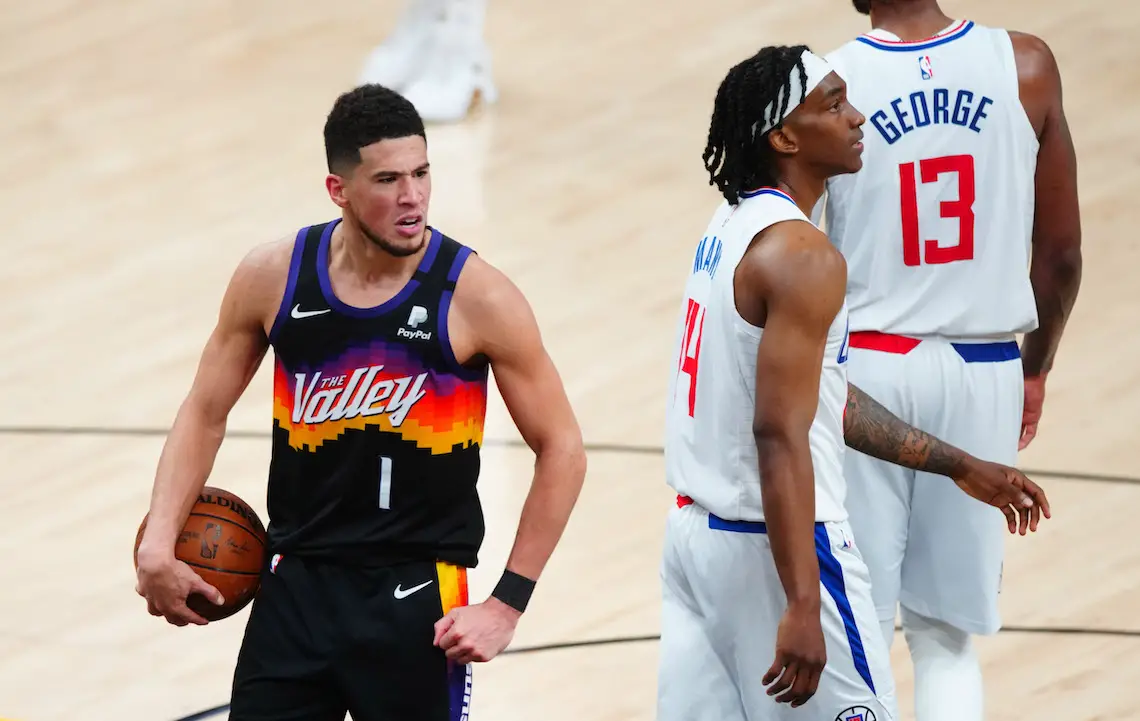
[447,250,540,363]
[1007,31,1060,78]
[751,220,846,288]
[223,234,298,336]
[449,251,521,323]
[735,219,846,326]
[1007,30,1064,137]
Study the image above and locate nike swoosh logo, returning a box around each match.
[394,580,434,600]
[291,304,331,319]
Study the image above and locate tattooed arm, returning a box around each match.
[843,384,967,476]
[843,383,1051,534]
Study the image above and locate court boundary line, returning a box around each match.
[7,423,1125,718]
[171,625,1140,720]
[1,423,1136,486]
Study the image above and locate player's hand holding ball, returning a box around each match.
[763,602,827,707]
[951,459,1051,535]
[432,596,521,663]
[135,545,226,627]
[133,487,266,626]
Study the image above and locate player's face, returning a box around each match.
[327,135,432,257]
[783,72,867,176]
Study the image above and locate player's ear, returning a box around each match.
[325,173,350,209]
[767,125,798,156]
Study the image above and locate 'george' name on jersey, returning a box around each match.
[870,87,994,145]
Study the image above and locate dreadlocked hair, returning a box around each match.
[702,44,810,204]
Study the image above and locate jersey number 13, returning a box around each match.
[899,153,976,266]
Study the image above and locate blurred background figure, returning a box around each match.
[358,0,496,123]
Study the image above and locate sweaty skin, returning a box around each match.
[736,218,843,710]
[1009,31,1082,448]
[136,137,587,662]
[731,207,1050,708]
[843,384,1049,534]
[722,63,1049,708]
[861,0,1082,449]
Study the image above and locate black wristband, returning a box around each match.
[491,569,536,613]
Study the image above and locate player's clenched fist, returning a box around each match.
[432,597,522,664]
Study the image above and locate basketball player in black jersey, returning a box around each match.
[134,84,588,721]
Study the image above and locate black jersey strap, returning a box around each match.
[411,231,473,293]
[442,243,475,293]
[410,227,449,284]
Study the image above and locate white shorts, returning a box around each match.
[657,497,898,721]
[843,333,1024,636]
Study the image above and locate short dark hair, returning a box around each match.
[852,0,872,14]
[702,45,810,204]
[323,84,426,174]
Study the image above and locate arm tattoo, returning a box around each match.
[843,384,967,477]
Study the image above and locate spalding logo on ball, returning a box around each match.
[134,486,268,621]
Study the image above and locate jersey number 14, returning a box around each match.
[899,153,975,266]
[675,298,705,418]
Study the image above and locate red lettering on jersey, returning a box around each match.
[676,298,706,417]
[900,153,976,266]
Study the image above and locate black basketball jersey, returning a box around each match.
[264,219,489,568]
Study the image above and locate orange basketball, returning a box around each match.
[134,486,268,622]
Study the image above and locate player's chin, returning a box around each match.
[386,237,424,257]
[373,228,426,257]
[844,146,864,173]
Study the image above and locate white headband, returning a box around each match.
[751,49,838,138]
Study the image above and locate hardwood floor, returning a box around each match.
[1,1,1135,719]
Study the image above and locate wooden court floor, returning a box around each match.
[1,0,1137,719]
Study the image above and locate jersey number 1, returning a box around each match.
[899,153,975,266]
[676,298,706,418]
[379,456,393,510]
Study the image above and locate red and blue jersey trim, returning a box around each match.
[856,19,974,52]
[739,187,796,204]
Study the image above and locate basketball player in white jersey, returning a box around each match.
[814,2,1083,719]
[658,44,1049,720]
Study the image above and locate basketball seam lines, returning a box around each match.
[180,558,262,576]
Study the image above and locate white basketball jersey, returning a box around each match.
[664,189,850,524]
[821,20,1040,339]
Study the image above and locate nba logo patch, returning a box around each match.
[270,553,282,574]
[919,55,934,80]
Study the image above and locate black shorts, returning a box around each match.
[230,554,472,721]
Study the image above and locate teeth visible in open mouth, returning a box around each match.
[399,218,419,226]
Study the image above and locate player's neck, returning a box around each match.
[870,1,955,41]
[332,221,426,283]
[772,167,826,218]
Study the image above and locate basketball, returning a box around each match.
[134,486,268,622]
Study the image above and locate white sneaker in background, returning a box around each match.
[401,0,496,124]
[357,0,448,91]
